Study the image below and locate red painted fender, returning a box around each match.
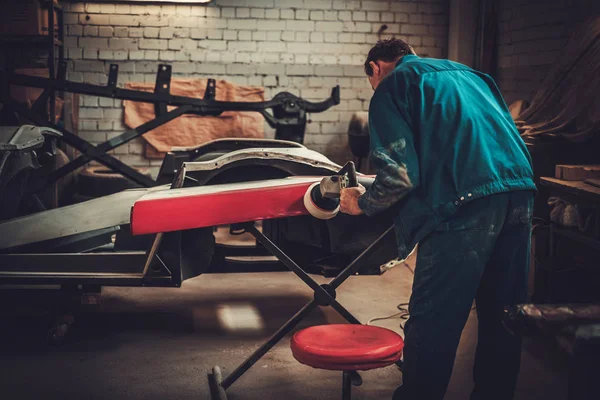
[130,177,324,236]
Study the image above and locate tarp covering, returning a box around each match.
[123,79,265,158]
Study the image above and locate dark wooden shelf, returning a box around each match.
[551,224,600,252]
[541,177,600,202]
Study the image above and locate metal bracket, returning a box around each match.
[205,79,216,101]
[154,64,172,117]
[107,64,119,89]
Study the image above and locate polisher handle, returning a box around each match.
[347,162,358,188]
[338,161,358,188]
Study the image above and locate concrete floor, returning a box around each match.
[0,253,569,400]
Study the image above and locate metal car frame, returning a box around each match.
[0,63,340,195]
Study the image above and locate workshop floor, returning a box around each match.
[0,253,568,400]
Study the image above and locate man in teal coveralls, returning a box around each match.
[340,38,536,399]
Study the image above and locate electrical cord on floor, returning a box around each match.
[366,260,413,330]
[367,258,477,331]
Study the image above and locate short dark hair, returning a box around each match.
[364,38,415,76]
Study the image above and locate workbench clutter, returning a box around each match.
[547,165,600,233]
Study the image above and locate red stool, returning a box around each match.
[291,324,404,399]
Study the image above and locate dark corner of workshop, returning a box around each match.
[0,0,599,399]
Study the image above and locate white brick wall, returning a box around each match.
[64,0,449,167]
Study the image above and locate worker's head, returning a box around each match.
[364,38,416,90]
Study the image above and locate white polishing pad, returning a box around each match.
[303,182,339,220]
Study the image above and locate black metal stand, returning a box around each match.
[208,223,396,399]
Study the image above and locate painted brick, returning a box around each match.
[296,32,310,42]
[381,12,395,22]
[343,66,365,77]
[325,32,338,42]
[171,17,197,28]
[257,20,286,31]
[69,25,83,36]
[310,32,324,42]
[286,42,314,53]
[391,3,417,13]
[198,40,227,51]
[286,65,314,76]
[227,19,257,30]
[144,28,160,38]
[263,76,278,87]
[304,0,333,10]
[287,21,315,31]
[236,8,250,18]
[197,64,226,75]
[310,11,324,20]
[228,41,257,52]
[205,52,221,62]
[79,38,108,48]
[114,5,130,14]
[129,50,145,60]
[316,65,344,76]
[296,54,309,64]
[339,11,352,21]
[83,26,98,36]
[258,41,286,52]
[109,38,139,50]
[251,31,267,41]
[324,11,338,21]
[316,21,343,32]
[251,8,266,19]
[80,14,112,27]
[159,51,177,61]
[265,9,279,19]
[256,64,285,75]
[227,64,255,75]
[280,53,294,64]
[68,48,83,60]
[98,27,113,37]
[138,39,167,50]
[353,11,366,21]
[223,30,237,40]
[297,9,310,20]
[238,30,252,41]
[280,9,294,19]
[206,7,221,18]
[221,7,235,18]
[267,31,281,41]
[401,24,428,35]
[282,31,295,41]
[332,1,346,10]
[361,1,389,11]
[114,27,129,37]
[367,12,380,22]
[169,39,197,50]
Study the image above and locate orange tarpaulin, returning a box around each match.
[123,79,265,159]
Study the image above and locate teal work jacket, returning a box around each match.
[357,55,536,259]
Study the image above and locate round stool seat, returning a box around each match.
[291,324,404,371]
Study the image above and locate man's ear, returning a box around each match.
[369,61,380,76]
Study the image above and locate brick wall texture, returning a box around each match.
[496,0,600,106]
[63,0,449,169]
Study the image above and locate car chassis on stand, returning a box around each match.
[0,63,398,341]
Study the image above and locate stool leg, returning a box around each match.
[342,371,352,400]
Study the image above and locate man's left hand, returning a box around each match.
[340,185,366,215]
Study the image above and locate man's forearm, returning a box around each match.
[358,162,413,216]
